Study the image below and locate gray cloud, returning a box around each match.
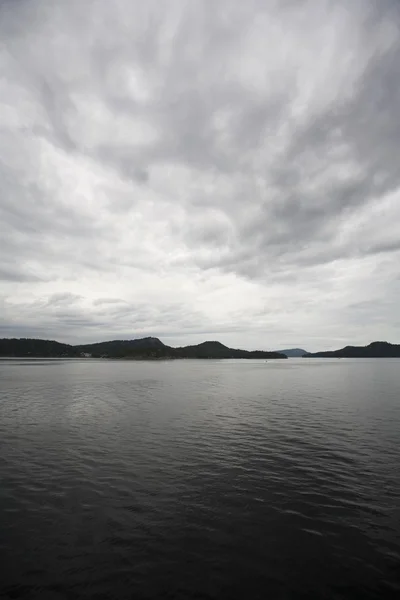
[1,0,400,350]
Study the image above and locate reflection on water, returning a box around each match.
[0,358,399,599]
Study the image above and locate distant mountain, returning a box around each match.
[305,341,400,358]
[77,337,167,357]
[0,337,287,360]
[275,348,307,358]
[0,338,78,357]
[173,340,285,359]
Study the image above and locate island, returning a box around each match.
[0,337,287,360]
[304,341,400,358]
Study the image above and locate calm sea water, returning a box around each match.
[0,358,399,599]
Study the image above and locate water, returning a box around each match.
[0,358,399,599]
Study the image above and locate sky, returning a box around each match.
[1,0,400,352]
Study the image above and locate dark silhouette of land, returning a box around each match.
[275,348,307,357]
[3,338,399,359]
[0,337,287,360]
[304,341,400,358]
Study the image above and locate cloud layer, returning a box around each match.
[1,0,400,350]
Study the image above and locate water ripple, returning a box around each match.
[1,358,400,598]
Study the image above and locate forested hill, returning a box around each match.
[304,341,400,358]
[0,338,77,357]
[0,337,287,359]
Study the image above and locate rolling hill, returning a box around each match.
[0,337,287,360]
[304,341,400,358]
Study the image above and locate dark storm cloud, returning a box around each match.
[192,32,400,277]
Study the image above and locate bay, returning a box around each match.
[1,358,399,599]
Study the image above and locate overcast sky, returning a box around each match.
[1,0,400,351]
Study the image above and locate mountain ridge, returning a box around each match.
[304,341,400,358]
[0,337,287,360]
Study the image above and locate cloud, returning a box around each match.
[1,0,400,350]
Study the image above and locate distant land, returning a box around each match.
[275,348,307,358]
[304,341,400,358]
[0,337,287,360]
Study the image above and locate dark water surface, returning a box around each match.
[1,358,399,599]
